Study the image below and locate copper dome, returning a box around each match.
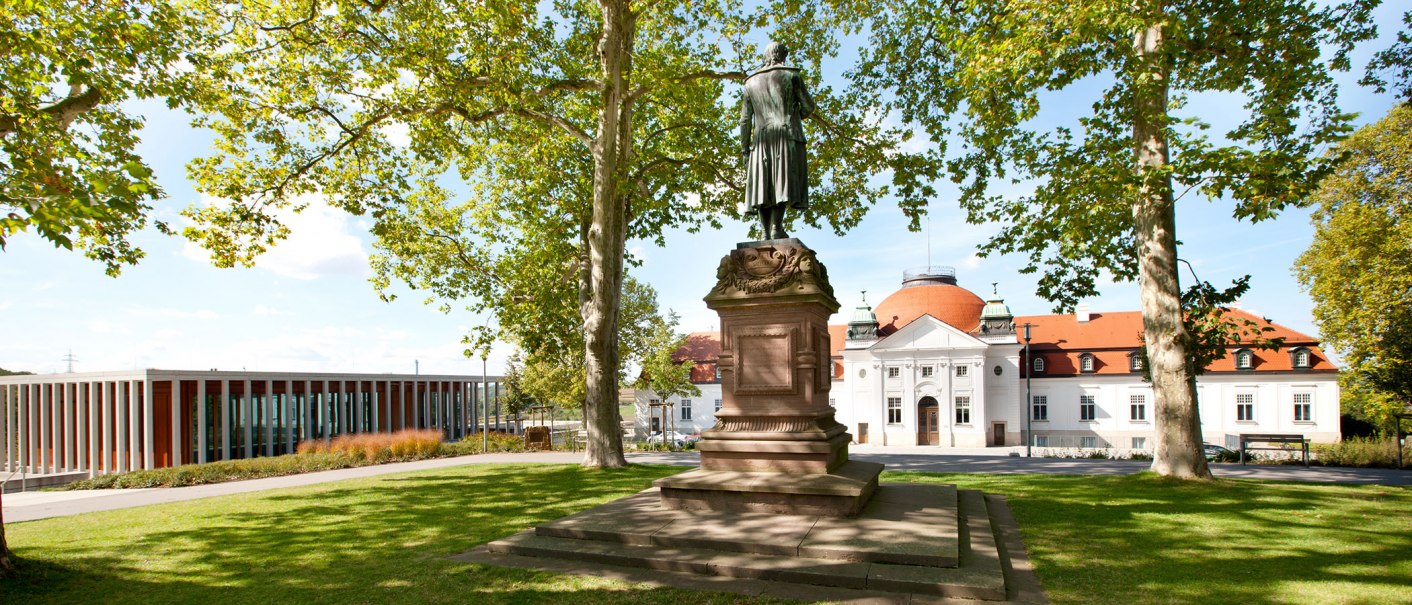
[873,267,986,334]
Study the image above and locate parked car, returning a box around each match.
[1203,443,1239,462]
[646,431,692,447]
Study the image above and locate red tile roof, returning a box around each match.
[669,309,1333,383]
[1015,309,1335,375]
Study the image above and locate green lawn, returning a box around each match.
[3,465,1410,605]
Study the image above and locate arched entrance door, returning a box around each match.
[917,396,940,445]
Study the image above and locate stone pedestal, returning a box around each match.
[654,239,882,517]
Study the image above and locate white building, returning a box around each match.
[640,266,1340,450]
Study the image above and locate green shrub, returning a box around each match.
[1312,437,1411,469]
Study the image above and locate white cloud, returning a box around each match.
[380,122,411,148]
[253,304,290,316]
[184,193,370,281]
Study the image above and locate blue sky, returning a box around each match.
[1,9,1404,376]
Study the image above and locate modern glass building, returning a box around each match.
[0,369,502,477]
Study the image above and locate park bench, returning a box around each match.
[1238,433,1310,467]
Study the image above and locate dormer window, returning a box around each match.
[1128,350,1145,372]
[1234,349,1254,371]
[1079,353,1096,373]
[1289,347,1312,370]
[1032,356,1045,373]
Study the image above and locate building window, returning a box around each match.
[1132,436,1147,449]
[887,367,900,378]
[921,366,933,378]
[714,365,722,381]
[1235,349,1254,370]
[1032,356,1045,373]
[714,399,722,412]
[1032,395,1048,421]
[955,396,972,424]
[886,397,902,424]
[1129,351,1144,372]
[681,399,692,420]
[1290,347,1312,369]
[1080,395,1096,421]
[955,365,968,378]
[1130,395,1147,421]
[1079,354,1096,373]
[1080,436,1098,449]
[1034,434,1049,447]
[1237,393,1255,421]
[829,398,836,409]
[1294,393,1312,422]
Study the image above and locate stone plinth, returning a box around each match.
[655,239,882,516]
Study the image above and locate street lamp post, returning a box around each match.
[1023,322,1033,458]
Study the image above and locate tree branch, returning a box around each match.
[0,84,105,137]
[627,70,747,102]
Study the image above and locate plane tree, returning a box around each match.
[857,0,1376,478]
[179,0,938,467]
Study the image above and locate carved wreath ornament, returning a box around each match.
[711,244,833,297]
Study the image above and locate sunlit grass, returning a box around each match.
[889,471,1412,605]
[4,465,1410,604]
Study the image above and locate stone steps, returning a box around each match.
[486,483,1010,600]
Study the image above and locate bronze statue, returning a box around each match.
[740,41,815,240]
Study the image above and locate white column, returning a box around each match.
[413,381,422,429]
[285,379,295,454]
[57,382,70,471]
[242,379,253,459]
[171,379,183,467]
[400,382,408,430]
[76,382,89,474]
[264,379,275,457]
[197,380,208,464]
[18,385,30,473]
[117,381,130,473]
[100,382,112,474]
[39,383,53,473]
[219,380,231,461]
[0,385,8,473]
[143,378,155,470]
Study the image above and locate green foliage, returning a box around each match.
[1339,374,1408,433]
[0,1,199,274]
[61,430,532,490]
[61,452,360,490]
[632,310,700,402]
[1311,436,1411,469]
[1295,105,1412,409]
[499,352,537,418]
[857,0,1373,309]
[0,368,32,376]
[175,0,940,465]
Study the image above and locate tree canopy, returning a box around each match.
[856,0,1375,478]
[1295,104,1412,426]
[179,0,938,466]
[0,1,197,274]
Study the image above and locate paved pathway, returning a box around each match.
[5,448,1407,523]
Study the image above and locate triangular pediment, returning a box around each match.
[872,314,988,352]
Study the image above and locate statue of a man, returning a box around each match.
[740,41,815,240]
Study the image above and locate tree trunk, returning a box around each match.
[581,0,633,468]
[1,490,16,577]
[1132,18,1212,480]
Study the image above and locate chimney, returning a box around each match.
[1076,303,1090,323]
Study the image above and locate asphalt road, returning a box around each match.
[6,449,1407,523]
